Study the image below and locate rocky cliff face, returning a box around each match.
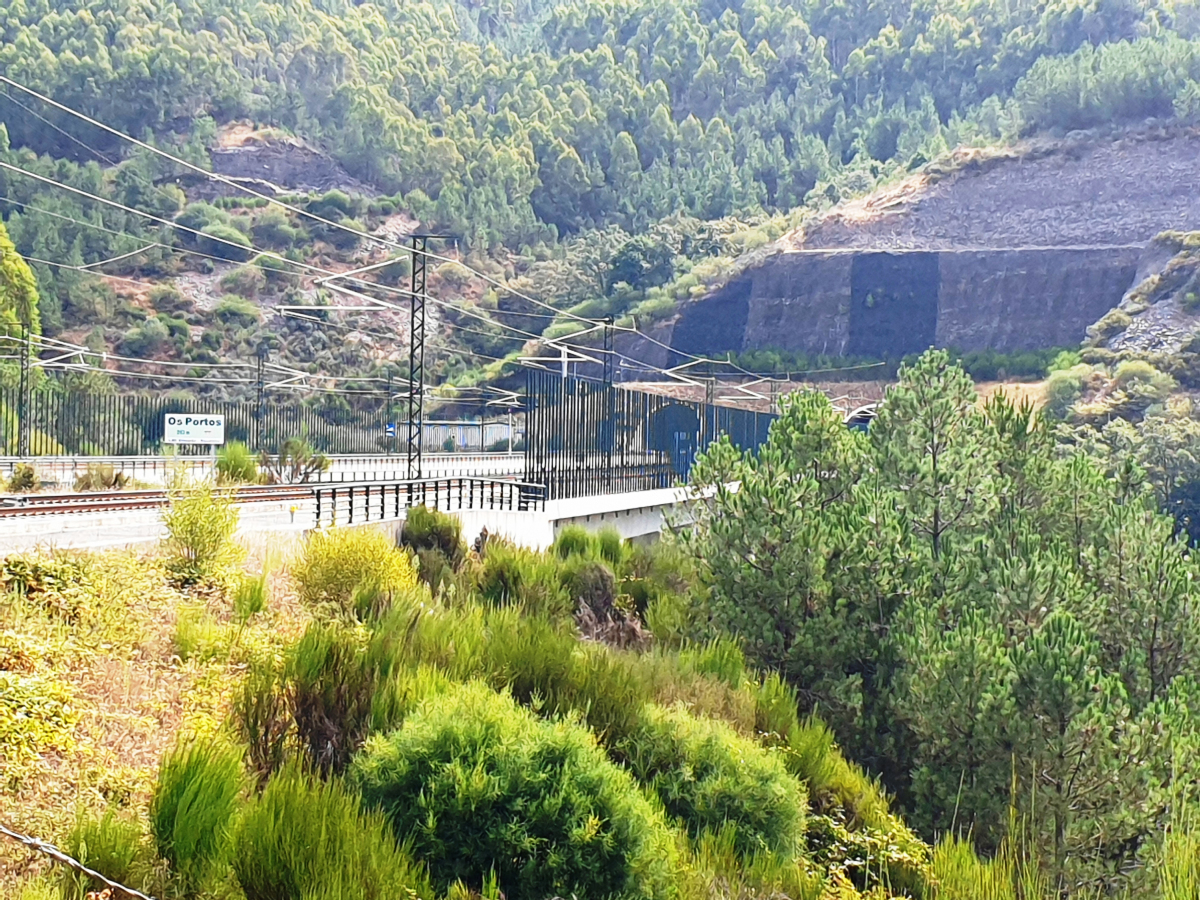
[177,132,369,199]
[1086,233,1200,358]
[657,127,1200,361]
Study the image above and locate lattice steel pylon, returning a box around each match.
[407,234,428,480]
[255,338,269,452]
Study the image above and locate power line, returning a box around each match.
[0,74,762,378]
[279,308,522,367]
[0,87,118,166]
[0,163,561,363]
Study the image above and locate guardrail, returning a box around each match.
[313,477,547,529]
[0,453,525,487]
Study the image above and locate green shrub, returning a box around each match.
[251,209,301,249]
[252,252,300,289]
[120,316,169,357]
[198,223,253,262]
[214,294,260,327]
[553,524,595,559]
[288,622,387,774]
[1043,366,1088,419]
[1086,308,1131,345]
[324,217,366,250]
[400,505,466,569]
[233,762,432,900]
[307,189,359,220]
[217,440,259,484]
[1047,349,1082,373]
[292,527,419,616]
[1113,358,1176,401]
[561,557,617,618]
[160,481,243,584]
[476,540,570,618]
[62,806,149,900]
[597,527,628,567]
[177,200,230,233]
[351,683,675,900]
[220,264,266,298]
[7,463,37,493]
[618,703,806,861]
[259,436,330,484]
[149,285,191,314]
[150,739,244,894]
[413,547,455,594]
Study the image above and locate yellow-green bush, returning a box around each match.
[160,481,243,584]
[0,672,77,778]
[292,527,418,615]
[475,539,570,618]
[351,682,676,900]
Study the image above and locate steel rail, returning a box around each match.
[0,484,313,517]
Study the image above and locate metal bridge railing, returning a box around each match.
[313,476,547,529]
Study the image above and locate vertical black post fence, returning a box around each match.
[523,368,778,500]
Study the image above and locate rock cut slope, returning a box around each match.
[644,126,1200,363]
[793,125,1200,251]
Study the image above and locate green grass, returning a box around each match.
[61,806,149,900]
[150,738,244,894]
[233,570,269,625]
[233,762,433,900]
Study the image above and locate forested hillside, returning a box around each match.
[3,0,1200,396]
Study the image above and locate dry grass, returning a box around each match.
[0,535,310,893]
[976,380,1048,409]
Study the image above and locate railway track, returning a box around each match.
[0,484,315,517]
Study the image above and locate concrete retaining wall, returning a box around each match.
[652,246,1145,359]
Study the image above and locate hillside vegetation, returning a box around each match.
[3,0,1200,395]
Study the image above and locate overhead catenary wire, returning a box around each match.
[0,74,766,378]
[2,83,872,396]
[0,109,721,390]
[0,166,566,362]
